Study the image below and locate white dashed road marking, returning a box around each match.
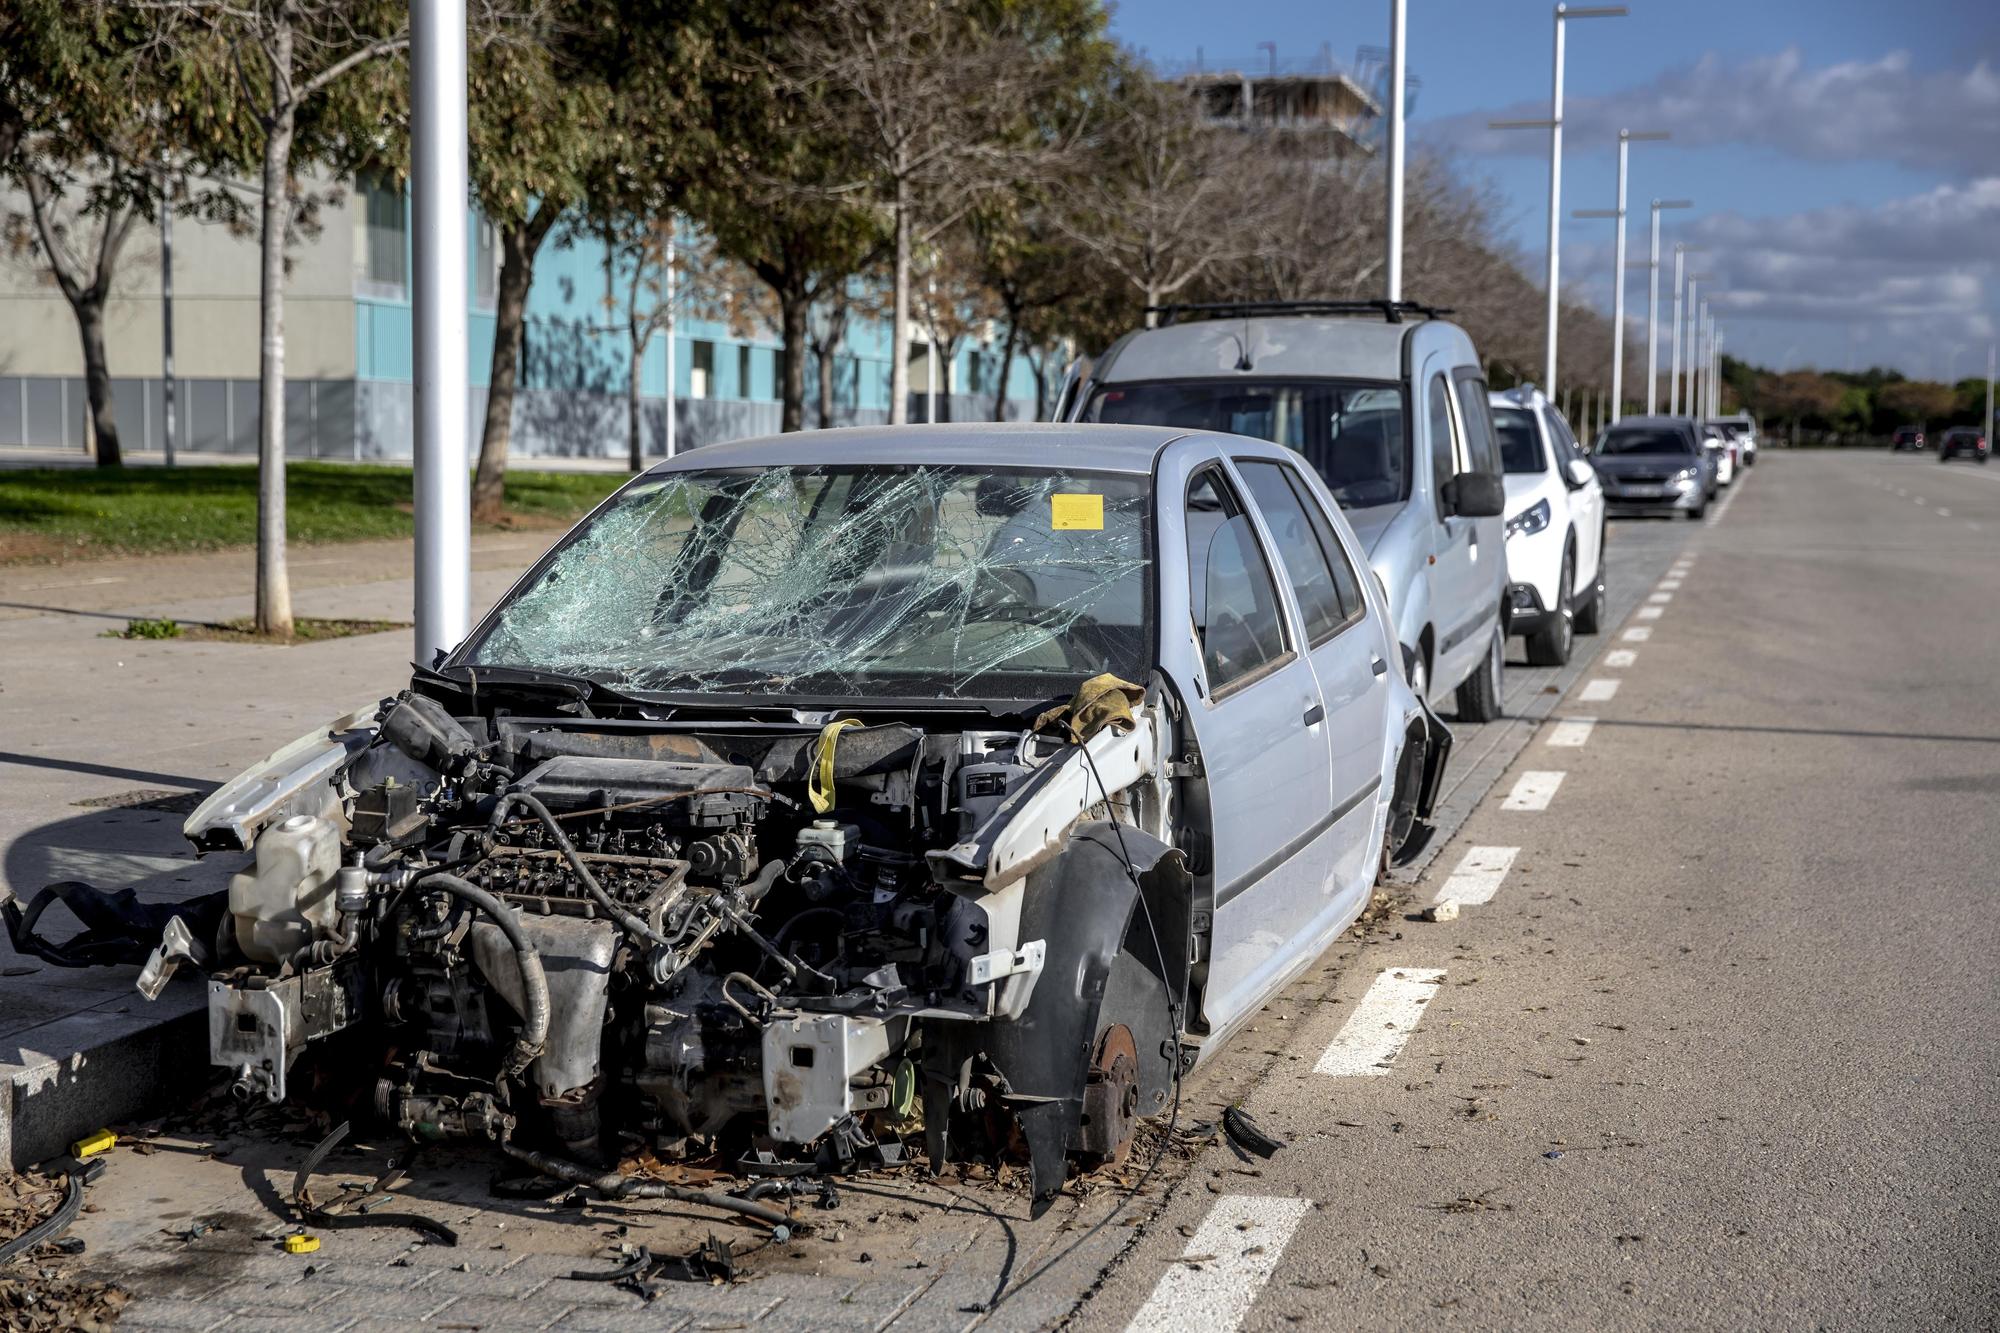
[1547,716,1597,748]
[1314,968,1448,1076]
[1604,649,1637,668]
[1915,496,1927,505]
[1125,1194,1315,1333]
[1579,678,1620,702]
[1503,771,1566,811]
[1622,626,1653,642]
[1658,579,1682,590]
[1435,845,1521,906]
[1648,591,1673,604]
[1937,508,1951,517]
[1636,605,1664,620]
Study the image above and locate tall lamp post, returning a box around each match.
[1572,128,1669,424]
[1643,199,1691,414]
[412,0,470,664]
[1489,3,1627,399]
[1673,261,1706,414]
[1385,0,1407,302]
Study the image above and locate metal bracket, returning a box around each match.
[966,938,1046,987]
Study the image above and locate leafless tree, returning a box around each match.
[131,0,409,636]
[1051,75,1250,320]
[776,0,1059,424]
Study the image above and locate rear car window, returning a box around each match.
[1235,459,1353,643]
[1493,407,1546,474]
[1597,428,1695,456]
[1085,379,1408,510]
[1186,469,1291,691]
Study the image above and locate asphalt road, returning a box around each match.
[36,450,2000,1331]
[1080,449,1999,1330]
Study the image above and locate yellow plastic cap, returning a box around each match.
[283,1234,321,1255]
[71,1129,116,1158]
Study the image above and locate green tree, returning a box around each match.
[138,0,409,635]
[466,5,614,519]
[1,1,186,466]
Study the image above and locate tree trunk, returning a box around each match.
[627,336,645,470]
[779,290,809,433]
[474,216,547,522]
[256,103,296,637]
[938,337,954,423]
[816,339,837,428]
[76,301,122,467]
[1030,353,1048,421]
[889,179,910,425]
[991,318,1018,422]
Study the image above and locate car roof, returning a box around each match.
[1095,316,1413,385]
[1606,415,1696,430]
[645,423,1191,477]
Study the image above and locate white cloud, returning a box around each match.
[1431,48,2000,177]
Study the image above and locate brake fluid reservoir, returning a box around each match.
[228,813,341,963]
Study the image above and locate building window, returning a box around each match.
[738,344,754,399]
[690,341,713,400]
[967,354,984,396]
[474,216,497,308]
[354,175,406,299]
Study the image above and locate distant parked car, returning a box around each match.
[1490,385,1605,666]
[1891,426,1927,452]
[1591,417,1717,520]
[1064,300,1510,722]
[1714,415,1760,465]
[1937,427,1990,463]
[1701,422,1737,487]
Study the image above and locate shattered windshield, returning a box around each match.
[461,464,1154,700]
[1082,378,1408,508]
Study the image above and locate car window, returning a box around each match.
[1597,427,1695,456]
[1492,407,1546,474]
[1427,374,1457,518]
[1279,462,1367,623]
[1186,469,1291,692]
[1235,459,1352,643]
[1085,379,1409,509]
[1453,373,1501,476]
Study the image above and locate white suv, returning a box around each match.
[1490,386,1605,667]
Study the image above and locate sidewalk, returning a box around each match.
[0,532,551,1167]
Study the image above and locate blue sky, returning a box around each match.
[1108,0,2000,380]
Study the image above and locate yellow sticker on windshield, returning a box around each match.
[1051,493,1104,530]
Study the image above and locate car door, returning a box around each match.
[1234,455,1391,904]
[1421,359,1483,690]
[1176,463,1338,1039]
[1450,368,1506,656]
[1548,409,1603,585]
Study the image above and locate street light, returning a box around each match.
[1643,200,1692,414]
[1680,256,1712,408]
[1385,0,1408,302]
[412,0,470,665]
[1689,293,1709,421]
[1489,3,1627,398]
[1572,129,1669,423]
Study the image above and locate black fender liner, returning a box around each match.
[922,823,1189,1217]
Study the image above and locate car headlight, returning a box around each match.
[1673,468,1699,490]
[1505,498,1551,539]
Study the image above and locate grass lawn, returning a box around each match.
[0,462,628,563]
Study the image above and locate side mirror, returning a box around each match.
[1564,458,1595,489]
[1444,471,1505,518]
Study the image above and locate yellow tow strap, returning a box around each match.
[809,718,864,814]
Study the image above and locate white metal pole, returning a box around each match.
[1542,10,1566,394]
[663,234,677,459]
[1646,205,1660,415]
[1683,276,1700,415]
[1385,0,1407,302]
[1610,132,1629,422]
[412,0,470,665]
[1669,246,1685,414]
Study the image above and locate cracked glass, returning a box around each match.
[463,465,1155,700]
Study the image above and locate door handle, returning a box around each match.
[1370,655,1389,677]
[1302,703,1325,727]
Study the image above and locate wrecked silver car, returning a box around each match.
[14,425,1448,1216]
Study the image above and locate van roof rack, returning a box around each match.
[1146,299,1454,327]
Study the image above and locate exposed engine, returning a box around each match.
[169,685,1188,1213]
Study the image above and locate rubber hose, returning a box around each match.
[498,1140,792,1228]
[418,873,550,1062]
[489,791,673,950]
